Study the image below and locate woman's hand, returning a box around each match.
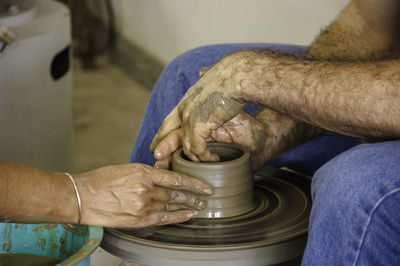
[74,163,212,228]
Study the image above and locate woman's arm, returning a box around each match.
[0,160,212,228]
[0,161,78,224]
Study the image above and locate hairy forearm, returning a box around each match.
[232,51,400,139]
[0,161,78,224]
[202,0,400,161]
[249,0,384,155]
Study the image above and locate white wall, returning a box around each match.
[112,0,350,64]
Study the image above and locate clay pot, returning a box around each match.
[172,142,254,218]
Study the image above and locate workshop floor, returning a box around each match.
[73,59,151,265]
[73,60,151,173]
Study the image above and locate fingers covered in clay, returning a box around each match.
[154,158,170,170]
[153,129,183,161]
[183,122,219,162]
[144,210,198,227]
[149,166,212,195]
[74,163,212,228]
[109,210,197,228]
[151,107,181,152]
[150,186,207,210]
[151,59,246,163]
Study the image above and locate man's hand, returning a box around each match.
[152,109,320,173]
[75,163,212,228]
[151,55,248,163]
[152,111,268,171]
[150,52,321,168]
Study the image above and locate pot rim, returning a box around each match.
[172,142,250,169]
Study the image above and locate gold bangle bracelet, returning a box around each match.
[65,172,82,224]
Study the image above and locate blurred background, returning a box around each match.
[0,0,349,264]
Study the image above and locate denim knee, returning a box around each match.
[312,141,400,207]
[304,140,400,265]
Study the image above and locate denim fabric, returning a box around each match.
[129,43,399,265]
[304,141,400,266]
[129,43,362,176]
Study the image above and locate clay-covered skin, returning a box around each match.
[152,67,320,172]
[153,110,320,173]
[0,161,212,228]
[152,112,266,171]
[73,164,212,228]
[151,56,246,163]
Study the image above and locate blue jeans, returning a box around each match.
[129,44,400,265]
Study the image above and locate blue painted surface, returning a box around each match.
[0,223,103,265]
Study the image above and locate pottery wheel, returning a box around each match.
[102,167,311,266]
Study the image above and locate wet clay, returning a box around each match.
[172,142,254,218]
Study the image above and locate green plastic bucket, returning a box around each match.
[0,223,103,265]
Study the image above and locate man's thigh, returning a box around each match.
[305,140,400,265]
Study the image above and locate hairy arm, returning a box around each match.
[219,0,400,160]
[235,0,400,151]
[228,51,400,139]
[214,0,400,161]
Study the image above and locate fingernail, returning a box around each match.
[155,151,162,158]
[203,188,213,195]
[192,210,199,217]
[186,212,194,218]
